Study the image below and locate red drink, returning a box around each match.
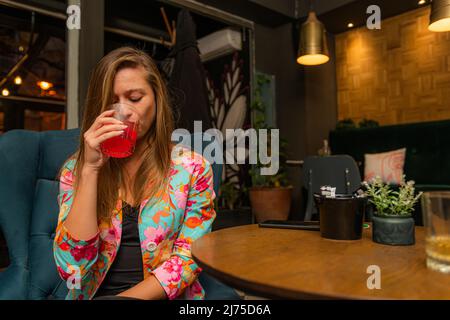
[100,121,137,158]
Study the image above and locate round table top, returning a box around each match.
[192,224,450,299]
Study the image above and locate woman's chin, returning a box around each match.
[135,135,148,146]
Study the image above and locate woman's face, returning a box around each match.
[112,66,156,140]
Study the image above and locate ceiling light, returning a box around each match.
[297,11,330,66]
[348,22,354,28]
[429,0,450,32]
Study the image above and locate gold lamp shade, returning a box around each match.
[429,0,450,32]
[297,11,330,66]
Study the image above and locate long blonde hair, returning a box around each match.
[71,47,174,220]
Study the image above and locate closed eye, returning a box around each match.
[129,97,142,103]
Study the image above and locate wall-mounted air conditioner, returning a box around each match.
[197,28,242,62]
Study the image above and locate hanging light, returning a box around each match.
[2,88,10,96]
[37,81,53,90]
[297,11,330,66]
[429,0,450,32]
[14,76,22,85]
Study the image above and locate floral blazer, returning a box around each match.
[53,146,216,300]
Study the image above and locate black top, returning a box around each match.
[94,202,144,298]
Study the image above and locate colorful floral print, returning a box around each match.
[53,146,216,300]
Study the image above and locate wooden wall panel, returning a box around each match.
[336,6,450,126]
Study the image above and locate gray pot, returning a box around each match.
[372,215,415,246]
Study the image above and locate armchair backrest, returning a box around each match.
[0,129,80,299]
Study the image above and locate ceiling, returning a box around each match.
[297,0,360,17]
[1,0,430,34]
[195,0,430,33]
[106,0,229,39]
[194,0,363,26]
[318,0,429,34]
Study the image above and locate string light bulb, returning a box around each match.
[37,81,53,90]
[14,76,22,85]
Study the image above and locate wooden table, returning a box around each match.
[192,224,450,299]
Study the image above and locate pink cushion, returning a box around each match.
[364,148,406,184]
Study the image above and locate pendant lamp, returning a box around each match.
[297,11,330,66]
[429,0,450,32]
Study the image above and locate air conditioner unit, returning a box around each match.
[197,28,242,62]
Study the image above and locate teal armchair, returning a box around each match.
[0,128,239,299]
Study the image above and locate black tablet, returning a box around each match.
[259,220,320,231]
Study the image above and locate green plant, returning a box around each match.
[219,180,240,210]
[358,118,379,128]
[249,73,290,188]
[336,118,380,130]
[362,176,423,217]
[336,118,357,130]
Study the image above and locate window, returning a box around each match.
[0,3,66,133]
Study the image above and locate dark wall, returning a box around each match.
[254,23,305,218]
[304,33,338,156]
[254,23,337,219]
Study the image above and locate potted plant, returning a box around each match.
[215,180,253,230]
[248,73,293,223]
[363,176,423,245]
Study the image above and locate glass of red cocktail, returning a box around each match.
[100,103,138,158]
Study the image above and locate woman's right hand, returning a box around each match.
[83,110,128,171]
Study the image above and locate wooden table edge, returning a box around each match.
[192,225,392,300]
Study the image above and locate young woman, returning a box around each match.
[53,47,216,300]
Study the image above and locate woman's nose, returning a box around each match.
[122,107,134,118]
[117,101,137,121]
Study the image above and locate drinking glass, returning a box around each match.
[422,191,450,273]
[100,103,138,158]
